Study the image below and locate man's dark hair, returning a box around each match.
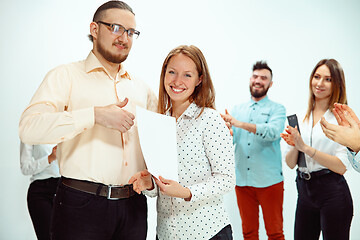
[252,61,273,79]
[88,1,134,42]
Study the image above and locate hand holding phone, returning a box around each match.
[286,114,306,168]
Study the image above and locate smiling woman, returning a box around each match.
[129,45,235,240]
[281,59,353,240]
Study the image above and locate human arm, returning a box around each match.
[94,98,135,132]
[128,168,191,200]
[221,109,256,134]
[47,146,57,163]
[155,176,192,200]
[20,142,56,176]
[185,111,235,202]
[332,103,360,127]
[281,125,346,174]
[320,111,360,153]
[128,170,157,196]
[347,150,360,173]
[19,66,135,144]
[255,104,286,141]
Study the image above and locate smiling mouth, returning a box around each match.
[171,86,185,93]
[252,85,263,90]
[114,43,126,50]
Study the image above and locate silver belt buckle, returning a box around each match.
[298,167,311,180]
[301,172,311,180]
[107,185,120,200]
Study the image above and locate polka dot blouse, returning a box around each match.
[156,102,235,240]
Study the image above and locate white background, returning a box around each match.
[0,0,359,239]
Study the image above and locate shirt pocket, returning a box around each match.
[255,110,271,124]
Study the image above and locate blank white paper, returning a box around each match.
[136,106,178,181]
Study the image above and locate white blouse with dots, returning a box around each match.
[155,102,235,240]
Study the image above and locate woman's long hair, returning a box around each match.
[304,59,347,121]
[158,45,215,117]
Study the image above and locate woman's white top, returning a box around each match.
[147,103,235,240]
[284,110,348,173]
[20,142,60,182]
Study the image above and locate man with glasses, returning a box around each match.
[19,1,157,239]
[222,61,286,240]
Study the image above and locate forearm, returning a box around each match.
[233,120,256,134]
[142,178,159,198]
[20,155,50,175]
[347,135,360,153]
[19,104,94,144]
[188,171,235,202]
[302,145,347,175]
[285,147,299,169]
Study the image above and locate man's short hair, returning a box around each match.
[88,1,134,42]
[252,61,273,79]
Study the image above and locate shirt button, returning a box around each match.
[247,156,250,159]
[248,143,250,146]
[124,162,128,166]
[247,168,250,170]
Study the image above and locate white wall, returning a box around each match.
[0,0,359,239]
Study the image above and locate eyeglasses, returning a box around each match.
[97,21,140,39]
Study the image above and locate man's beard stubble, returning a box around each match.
[96,40,128,64]
[250,84,270,99]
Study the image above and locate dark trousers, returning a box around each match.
[50,181,147,240]
[156,224,233,240]
[27,177,60,240]
[209,225,233,240]
[295,171,353,240]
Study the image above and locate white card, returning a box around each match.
[136,106,178,181]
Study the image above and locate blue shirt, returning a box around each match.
[231,96,286,188]
[347,149,360,173]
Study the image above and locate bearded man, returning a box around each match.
[19,1,157,239]
[222,61,286,240]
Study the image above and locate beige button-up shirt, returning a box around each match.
[19,52,157,185]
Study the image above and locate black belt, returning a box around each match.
[61,177,136,200]
[297,169,332,180]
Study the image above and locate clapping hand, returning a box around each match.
[321,105,360,152]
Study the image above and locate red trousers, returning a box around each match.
[235,181,285,240]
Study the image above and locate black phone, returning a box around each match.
[287,114,301,134]
[286,114,306,167]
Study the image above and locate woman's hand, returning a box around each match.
[281,126,307,152]
[48,146,57,164]
[321,111,360,153]
[333,103,360,127]
[128,170,154,194]
[155,176,192,201]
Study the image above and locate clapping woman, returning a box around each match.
[281,59,353,240]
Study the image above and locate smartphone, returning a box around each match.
[286,114,306,167]
[287,114,301,134]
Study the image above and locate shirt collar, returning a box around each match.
[166,102,200,119]
[182,102,200,119]
[250,95,269,106]
[84,51,131,80]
